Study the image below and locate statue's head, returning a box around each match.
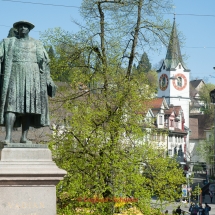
[13,21,35,31]
[7,28,18,38]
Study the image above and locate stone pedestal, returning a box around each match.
[0,143,67,215]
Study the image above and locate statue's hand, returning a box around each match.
[47,80,56,88]
[47,80,57,97]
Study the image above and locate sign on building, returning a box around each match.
[182,184,187,197]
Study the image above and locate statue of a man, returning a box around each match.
[0,21,56,144]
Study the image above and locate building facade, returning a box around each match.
[146,98,187,165]
[157,19,190,131]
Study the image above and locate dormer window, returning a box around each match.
[170,119,174,127]
[163,65,165,70]
[179,64,181,69]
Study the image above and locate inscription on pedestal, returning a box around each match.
[7,201,45,215]
[0,186,56,215]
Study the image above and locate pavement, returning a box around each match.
[163,195,215,214]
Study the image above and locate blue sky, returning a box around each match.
[1,0,215,84]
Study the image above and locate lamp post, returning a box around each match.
[186,172,191,206]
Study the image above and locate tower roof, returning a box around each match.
[159,19,190,71]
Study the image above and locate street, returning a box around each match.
[163,195,215,214]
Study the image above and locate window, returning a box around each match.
[159,115,163,125]
[179,64,181,69]
[168,149,172,156]
[161,77,166,88]
[174,147,177,155]
[169,136,173,142]
[170,120,174,127]
[163,65,165,70]
[177,77,182,87]
[164,117,168,127]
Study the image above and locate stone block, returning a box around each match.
[0,144,67,215]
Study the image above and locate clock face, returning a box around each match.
[172,73,187,91]
[159,74,168,91]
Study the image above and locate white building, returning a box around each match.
[157,19,190,130]
[156,19,190,161]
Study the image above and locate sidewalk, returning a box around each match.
[201,194,215,215]
[176,195,215,215]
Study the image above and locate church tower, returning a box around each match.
[157,19,190,130]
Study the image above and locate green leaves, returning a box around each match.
[40,0,185,214]
[137,52,152,73]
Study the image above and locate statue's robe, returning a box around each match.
[0,37,52,128]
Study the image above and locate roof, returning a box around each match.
[172,106,183,116]
[190,88,198,98]
[190,79,205,89]
[170,128,187,135]
[145,109,154,118]
[164,107,175,115]
[147,97,169,109]
[158,19,189,71]
[164,105,183,117]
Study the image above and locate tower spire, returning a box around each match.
[164,18,189,71]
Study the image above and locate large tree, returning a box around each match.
[199,83,215,115]
[40,0,186,214]
[137,52,152,73]
[196,135,214,175]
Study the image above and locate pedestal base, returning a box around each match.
[0,144,66,215]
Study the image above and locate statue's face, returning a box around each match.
[17,24,30,37]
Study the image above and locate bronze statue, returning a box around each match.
[0,21,56,144]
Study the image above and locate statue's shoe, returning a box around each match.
[20,139,32,144]
[1,139,11,145]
